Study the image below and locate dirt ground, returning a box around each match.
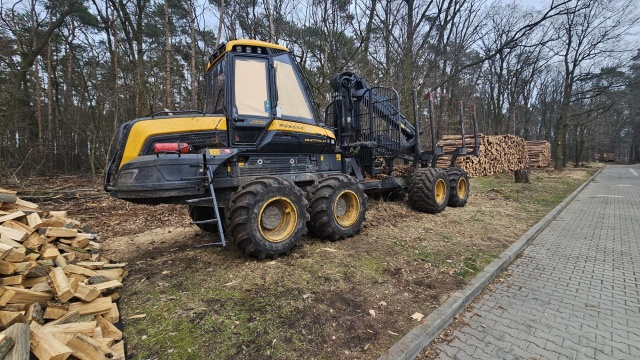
[5,167,596,359]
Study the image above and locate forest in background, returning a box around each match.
[0,0,639,179]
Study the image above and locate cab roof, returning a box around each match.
[207,39,290,71]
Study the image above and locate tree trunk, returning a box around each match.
[216,0,225,47]
[164,0,171,110]
[187,0,197,109]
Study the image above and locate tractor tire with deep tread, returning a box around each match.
[226,176,309,259]
[445,167,470,207]
[188,206,222,233]
[408,168,450,213]
[307,174,367,241]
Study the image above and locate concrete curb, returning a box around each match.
[378,167,604,360]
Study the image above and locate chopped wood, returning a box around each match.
[22,276,47,288]
[44,311,80,327]
[30,283,53,293]
[0,226,28,242]
[43,302,69,320]
[93,269,124,281]
[39,217,66,228]
[64,265,98,278]
[24,252,41,262]
[47,211,68,219]
[0,261,16,275]
[1,275,23,286]
[29,263,55,279]
[4,247,26,262]
[72,283,100,302]
[23,233,46,249]
[0,243,13,260]
[2,220,34,235]
[66,333,109,360]
[2,323,30,360]
[44,228,77,239]
[53,255,68,270]
[0,211,26,223]
[70,238,89,249]
[106,303,120,323]
[0,334,16,359]
[41,321,96,337]
[5,286,52,306]
[40,245,61,261]
[95,315,122,341]
[75,262,104,270]
[26,213,43,230]
[0,288,16,306]
[25,302,44,324]
[94,337,115,347]
[13,262,33,275]
[48,268,74,303]
[30,321,73,360]
[68,297,112,316]
[0,190,128,359]
[110,340,125,360]
[0,311,25,329]
[92,280,123,293]
[101,263,127,269]
[15,198,38,209]
[0,235,23,248]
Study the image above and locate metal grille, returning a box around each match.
[178,132,226,148]
[356,87,403,157]
[238,156,314,176]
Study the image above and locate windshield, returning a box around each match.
[273,54,315,124]
[233,57,270,117]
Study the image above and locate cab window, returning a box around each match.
[233,57,270,117]
[273,54,315,124]
[204,60,225,113]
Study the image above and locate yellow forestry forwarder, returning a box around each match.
[104,39,479,259]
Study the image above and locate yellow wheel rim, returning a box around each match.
[457,178,468,199]
[258,197,297,243]
[435,179,447,204]
[333,190,360,228]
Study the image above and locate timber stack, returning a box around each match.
[0,188,126,360]
[525,140,552,167]
[436,134,529,177]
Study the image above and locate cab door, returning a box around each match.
[230,55,273,146]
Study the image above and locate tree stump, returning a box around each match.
[514,169,529,183]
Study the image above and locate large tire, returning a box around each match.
[307,174,367,241]
[408,168,450,213]
[188,206,223,233]
[445,167,470,207]
[226,176,309,259]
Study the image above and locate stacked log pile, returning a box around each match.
[525,140,552,167]
[0,188,126,360]
[436,134,529,177]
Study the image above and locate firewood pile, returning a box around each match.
[0,188,125,359]
[436,134,530,177]
[525,140,552,167]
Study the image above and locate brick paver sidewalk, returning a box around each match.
[436,165,640,360]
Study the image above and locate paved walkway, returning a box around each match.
[436,165,640,360]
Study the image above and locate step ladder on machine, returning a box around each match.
[186,160,226,247]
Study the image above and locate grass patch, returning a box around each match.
[101,167,597,359]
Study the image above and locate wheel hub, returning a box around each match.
[334,190,360,228]
[435,179,447,204]
[261,204,284,229]
[258,197,297,243]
